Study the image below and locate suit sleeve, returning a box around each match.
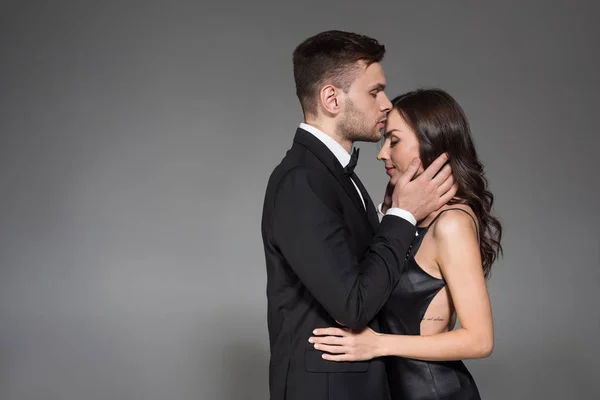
[272,167,416,331]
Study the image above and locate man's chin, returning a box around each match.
[360,132,382,143]
[347,130,381,143]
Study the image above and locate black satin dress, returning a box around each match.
[380,209,482,400]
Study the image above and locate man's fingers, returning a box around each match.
[420,153,448,181]
[430,164,452,187]
[397,158,420,187]
[438,183,458,206]
[436,173,454,196]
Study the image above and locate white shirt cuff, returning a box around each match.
[377,203,417,226]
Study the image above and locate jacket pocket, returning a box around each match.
[304,349,369,373]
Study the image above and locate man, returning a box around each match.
[261,30,456,400]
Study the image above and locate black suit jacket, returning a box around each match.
[261,128,416,400]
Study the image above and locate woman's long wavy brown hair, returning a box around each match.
[391,89,502,278]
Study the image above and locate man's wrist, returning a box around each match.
[386,207,417,226]
[377,203,417,225]
[382,203,390,214]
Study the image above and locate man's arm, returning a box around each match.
[376,180,417,224]
[272,167,416,331]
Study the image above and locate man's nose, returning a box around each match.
[381,94,392,112]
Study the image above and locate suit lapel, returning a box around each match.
[351,172,380,232]
[293,128,370,223]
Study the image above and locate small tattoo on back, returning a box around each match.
[422,316,444,322]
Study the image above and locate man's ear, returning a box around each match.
[319,85,342,116]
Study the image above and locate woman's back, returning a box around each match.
[381,205,482,400]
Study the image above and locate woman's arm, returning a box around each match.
[309,210,494,362]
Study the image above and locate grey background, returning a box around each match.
[1,0,599,399]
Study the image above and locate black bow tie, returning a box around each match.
[344,147,360,176]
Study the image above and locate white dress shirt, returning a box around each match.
[299,123,416,225]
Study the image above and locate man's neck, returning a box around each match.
[304,119,352,153]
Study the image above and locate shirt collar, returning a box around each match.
[299,123,354,167]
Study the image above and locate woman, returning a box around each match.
[309,89,503,399]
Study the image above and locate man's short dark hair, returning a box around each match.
[292,30,385,116]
